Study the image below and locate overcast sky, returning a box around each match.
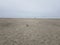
[0,0,60,18]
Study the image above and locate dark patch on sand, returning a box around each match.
[0,23,14,27]
[26,24,29,27]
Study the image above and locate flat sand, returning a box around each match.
[0,18,60,45]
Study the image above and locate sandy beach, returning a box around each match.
[0,18,60,45]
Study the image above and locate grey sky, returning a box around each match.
[0,0,60,18]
